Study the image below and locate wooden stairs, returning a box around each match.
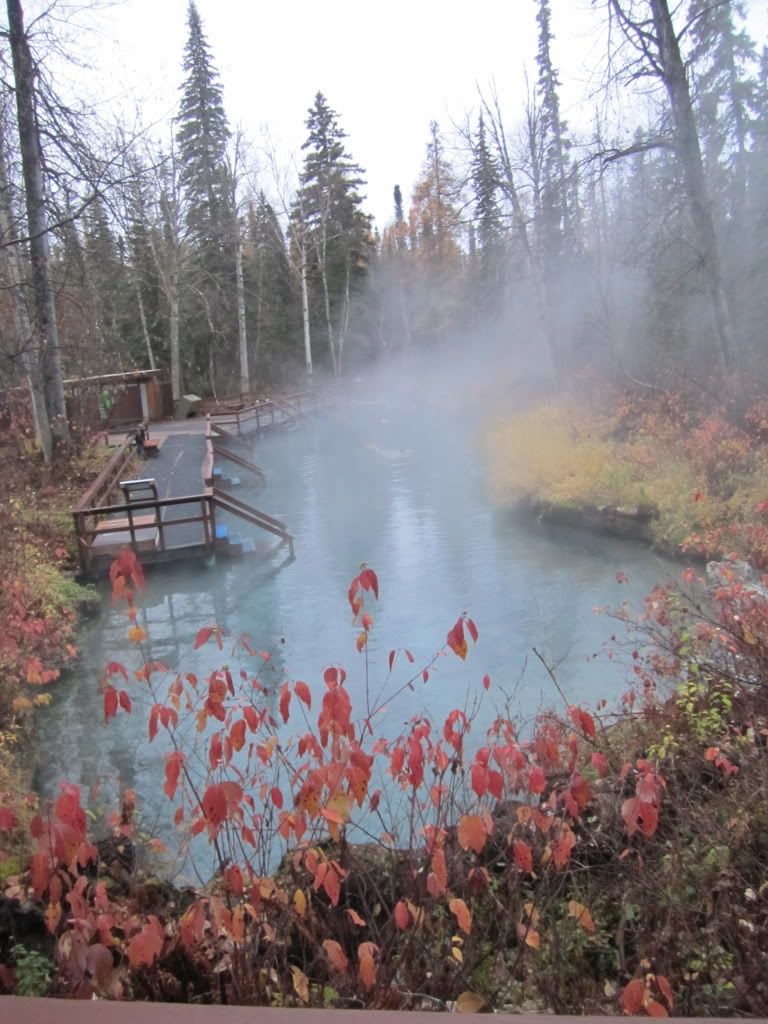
[211,487,294,561]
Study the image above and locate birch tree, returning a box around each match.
[6,0,68,446]
[605,0,739,378]
[0,97,51,460]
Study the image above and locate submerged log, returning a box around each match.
[518,498,659,543]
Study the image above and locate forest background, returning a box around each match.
[0,0,767,459]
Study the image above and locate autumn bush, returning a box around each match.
[0,439,119,815]
[1,549,767,1013]
[487,387,768,562]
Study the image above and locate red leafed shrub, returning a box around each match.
[1,548,767,1014]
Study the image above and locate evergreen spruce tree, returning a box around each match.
[294,92,372,376]
[535,0,571,263]
[741,44,768,353]
[176,1,232,252]
[688,0,760,352]
[175,0,236,393]
[83,197,128,360]
[122,168,165,371]
[244,193,298,384]
[471,112,505,305]
[393,184,405,226]
[393,183,408,252]
[689,0,758,219]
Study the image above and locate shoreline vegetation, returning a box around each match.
[486,388,768,566]
[0,441,132,828]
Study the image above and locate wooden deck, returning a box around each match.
[72,386,343,576]
[0,998,737,1024]
[71,413,332,578]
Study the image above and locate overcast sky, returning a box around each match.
[21,0,768,228]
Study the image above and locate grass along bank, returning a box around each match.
[0,440,136,831]
[486,389,768,563]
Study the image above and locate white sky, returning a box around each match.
[19,0,768,228]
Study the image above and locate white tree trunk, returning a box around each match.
[235,229,249,396]
[483,90,560,386]
[319,222,338,377]
[134,281,156,370]
[300,239,313,380]
[169,267,181,402]
[8,0,69,445]
[0,111,52,461]
[337,262,351,378]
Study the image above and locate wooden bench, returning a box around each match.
[94,514,158,534]
[90,514,159,555]
[90,530,158,555]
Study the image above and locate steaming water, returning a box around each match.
[35,398,674,879]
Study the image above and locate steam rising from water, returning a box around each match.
[36,366,672,878]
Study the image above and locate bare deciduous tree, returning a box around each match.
[605,0,738,379]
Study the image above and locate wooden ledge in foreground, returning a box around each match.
[0,1000,757,1024]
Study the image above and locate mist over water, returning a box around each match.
[36,365,673,878]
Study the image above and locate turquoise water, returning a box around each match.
[36,394,674,878]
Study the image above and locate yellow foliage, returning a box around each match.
[485,401,768,551]
[486,405,638,507]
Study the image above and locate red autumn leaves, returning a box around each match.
[446,614,478,660]
[349,566,379,651]
[101,661,131,723]
[621,760,665,839]
[80,552,682,1013]
[621,973,674,1018]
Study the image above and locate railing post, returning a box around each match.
[208,494,217,554]
[85,515,93,575]
[73,512,87,575]
[127,503,136,549]
[156,497,166,552]
[201,496,210,551]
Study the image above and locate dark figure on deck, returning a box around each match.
[134,426,146,457]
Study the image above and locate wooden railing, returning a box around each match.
[212,489,294,559]
[204,416,265,484]
[73,492,216,575]
[282,383,343,412]
[208,384,343,437]
[210,421,250,448]
[73,438,134,513]
[212,484,291,532]
[202,432,214,488]
[211,441,266,483]
[71,414,295,575]
[211,400,280,436]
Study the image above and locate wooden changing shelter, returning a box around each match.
[64,370,172,430]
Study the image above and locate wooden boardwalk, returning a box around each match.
[71,386,342,577]
[3,998,706,1024]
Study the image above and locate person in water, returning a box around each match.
[365,443,411,459]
